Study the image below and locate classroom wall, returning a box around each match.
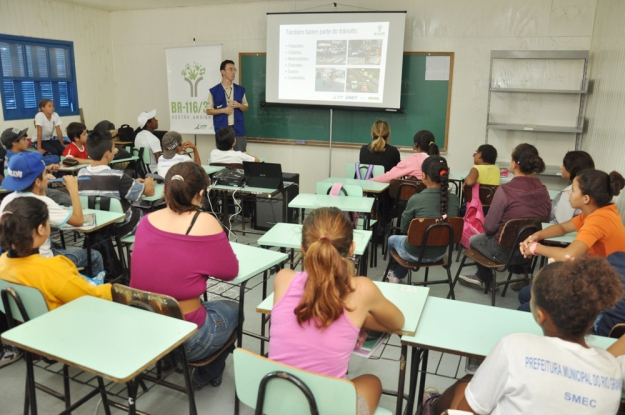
[582,0,625,214]
[110,0,596,192]
[0,0,116,134]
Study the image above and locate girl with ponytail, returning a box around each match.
[130,162,239,390]
[0,197,112,310]
[371,130,439,182]
[385,156,460,283]
[269,207,405,415]
[359,120,400,173]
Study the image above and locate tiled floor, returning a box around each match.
[0,222,524,414]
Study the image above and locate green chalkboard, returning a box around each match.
[239,52,453,150]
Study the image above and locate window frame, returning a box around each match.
[0,33,80,121]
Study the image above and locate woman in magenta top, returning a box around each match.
[269,207,405,415]
[130,162,239,390]
[370,130,439,182]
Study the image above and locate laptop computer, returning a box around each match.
[243,162,283,190]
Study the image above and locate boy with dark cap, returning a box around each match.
[157,131,201,179]
[1,127,71,206]
[0,152,104,276]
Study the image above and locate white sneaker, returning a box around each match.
[0,345,22,369]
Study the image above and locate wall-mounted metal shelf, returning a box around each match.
[490,87,587,94]
[488,124,583,134]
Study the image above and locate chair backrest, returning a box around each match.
[110,283,184,320]
[463,184,499,206]
[345,163,384,179]
[79,195,125,213]
[234,348,358,415]
[406,217,464,248]
[498,218,543,250]
[0,280,49,325]
[609,323,625,339]
[209,162,244,169]
[316,182,364,197]
[388,179,421,201]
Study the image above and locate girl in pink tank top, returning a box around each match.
[269,207,405,415]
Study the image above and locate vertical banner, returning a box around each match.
[165,45,222,134]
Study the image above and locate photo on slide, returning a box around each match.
[346,68,380,93]
[315,68,346,92]
[316,40,347,65]
[347,40,383,65]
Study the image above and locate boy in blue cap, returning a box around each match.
[0,152,104,276]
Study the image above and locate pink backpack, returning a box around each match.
[460,183,485,249]
[329,182,359,229]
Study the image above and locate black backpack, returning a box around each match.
[117,124,136,144]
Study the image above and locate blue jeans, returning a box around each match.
[517,284,532,312]
[52,245,104,278]
[387,235,444,279]
[184,299,239,383]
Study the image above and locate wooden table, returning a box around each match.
[1,296,197,415]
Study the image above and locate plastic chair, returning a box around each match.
[345,163,384,179]
[383,217,463,299]
[452,218,542,306]
[316,182,364,197]
[0,280,111,415]
[233,348,392,415]
[111,284,237,415]
[609,323,625,339]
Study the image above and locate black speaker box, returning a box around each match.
[254,172,299,231]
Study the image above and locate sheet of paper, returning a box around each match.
[425,56,450,81]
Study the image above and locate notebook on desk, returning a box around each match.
[243,162,283,190]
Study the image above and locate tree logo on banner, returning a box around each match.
[181,62,206,97]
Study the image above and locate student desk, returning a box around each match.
[289,193,375,229]
[399,297,615,415]
[202,165,225,175]
[256,222,373,275]
[1,296,197,415]
[60,208,125,277]
[141,183,165,210]
[58,162,89,174]
[109,155,139,166]
[542,222,577,245]
[257,282,430,415]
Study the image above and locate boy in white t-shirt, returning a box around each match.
[157,131,201,179]
[34,99,65,156]
[423,257,625,415]
[134,109,162,173]
[209,127,259,164]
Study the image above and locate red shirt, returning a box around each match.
[62,142,88,159]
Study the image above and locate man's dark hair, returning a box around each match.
[86,129,114,161]
[66,122,87,141]
[215,127,235,151]
[220,60,235,72]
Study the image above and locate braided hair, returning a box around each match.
[422,156,450,219]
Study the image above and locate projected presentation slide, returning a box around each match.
[279,22,389,104]
[266,12,406,110]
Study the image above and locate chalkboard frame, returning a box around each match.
[238,51,454,152]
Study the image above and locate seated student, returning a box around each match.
[134,110,162,172]
[458,143,551,291]
[62,122,93,164]
[359,120,400,173]
[0,197,112,310]
[370,130,439,182]
[1,127,69,206]
[463,144,500,187]
[130,162,238,390]
[269,207,405,415]
[34,99,65,156]
[386,156,460,283]
[0,152,104,277]
[550,151,595,224]
[422,257,625,415]
[209,127,259,164]
[92,120,133,161]
[516,169,625,311]
[78,129,155,237]
[157,131,201,179]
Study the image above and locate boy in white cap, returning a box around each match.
[134,109,162,173]
[157,131,201,179]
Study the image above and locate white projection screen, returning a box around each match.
[266,12,407,110]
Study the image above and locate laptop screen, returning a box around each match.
[243,162,283,189]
